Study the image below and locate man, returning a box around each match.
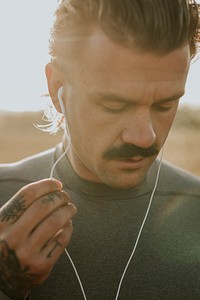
[0,0,200,299]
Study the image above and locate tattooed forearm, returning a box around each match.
[0,195,26,222]
[0,240,34,299]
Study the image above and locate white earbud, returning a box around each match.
[58,86,66,114]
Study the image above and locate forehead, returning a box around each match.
[63,27,190,101]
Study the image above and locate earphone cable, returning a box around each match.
[50,148,163,300]
[114,147,164,300]
[50,147,163,300]
[49,105,164,300]
[65,249,87,300]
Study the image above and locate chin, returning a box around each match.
[102,172,147,189]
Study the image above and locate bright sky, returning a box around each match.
[0,1,199,112]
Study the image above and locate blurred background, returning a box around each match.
[0,1,200,177]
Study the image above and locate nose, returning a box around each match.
[121,111,156,148]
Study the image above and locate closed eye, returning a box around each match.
[153,99,180,112]
[100,102,129,113]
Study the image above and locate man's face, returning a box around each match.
[60,28,190,189]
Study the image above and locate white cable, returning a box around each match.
[50,143,70,179]
[49,87,87,297]
[65,249,88,300]
[51,139,163,300]
[65,149,164,300]
[50,120,71,179]
[114,147,164,300]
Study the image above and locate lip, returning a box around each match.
[113,156,146,169]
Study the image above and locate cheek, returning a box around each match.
[67,101,113,141]
[154,111,177,144]
[66,109,106,159]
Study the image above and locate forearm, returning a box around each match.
[0,276,29,300]
[0,288,13,300]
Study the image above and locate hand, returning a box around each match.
[0,179,77,299]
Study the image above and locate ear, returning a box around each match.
[45,62,64,113]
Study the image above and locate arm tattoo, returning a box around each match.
[0,241,35,299]
[0,195,26,222]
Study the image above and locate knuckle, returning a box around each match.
[58,191,72,204]
[48,214,61,229]
[62,220,73,234]
[67,202,77,214]
[18,251,49,276]
[17,247,31,266]
[40,191,67,206]
[47,207,75,232]
[39,191,76,217]
[57,204,77,221]
[58,190,70,202]
[63,224,73,243]
[60,190,71,198]
[63,203,77,220]
[21,179,60,204]
[30,259,48,274]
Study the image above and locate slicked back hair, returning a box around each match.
[49,0,200,61]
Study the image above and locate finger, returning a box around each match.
[44,221,73,260]
[27,202,77,248]
[18,222,73,276]
[10,190,75,237]
[3,208,75,278]
[0,179,62,225]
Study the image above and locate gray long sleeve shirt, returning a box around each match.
[1,144,200,299]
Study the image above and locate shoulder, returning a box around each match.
[157,159,200,196]
[0,146,57,206]
[151,161,200,265]
[0,147,56,181]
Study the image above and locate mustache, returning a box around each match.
[103,143,159,160]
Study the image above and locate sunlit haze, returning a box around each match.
[0,1,199,112]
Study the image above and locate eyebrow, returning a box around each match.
[94,91,185,104]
